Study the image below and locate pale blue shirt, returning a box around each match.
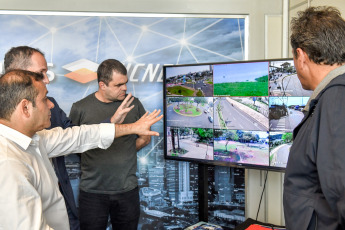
[0,123,115,230]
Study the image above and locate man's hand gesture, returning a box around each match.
[134,109,163,136]
[110,93,135,124]
[114,109,163,138]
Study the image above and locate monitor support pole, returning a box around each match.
[198,163,208,222]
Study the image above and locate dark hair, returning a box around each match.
[4,46,45,73]
[97,59,127,85]
[290,6,345,65]
[0,70,43,120]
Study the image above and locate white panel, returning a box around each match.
[265,15,283,59]
[245,169,267,222]
[266,171,284,225]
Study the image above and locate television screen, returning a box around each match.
[164,58,312,171]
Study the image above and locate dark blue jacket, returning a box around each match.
[48,97,80,230]
[284,74,345,230]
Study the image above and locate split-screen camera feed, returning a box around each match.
[164,59,312,170]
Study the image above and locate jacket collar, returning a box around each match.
[303,64,345,112]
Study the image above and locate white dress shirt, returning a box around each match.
[0,123,115,230]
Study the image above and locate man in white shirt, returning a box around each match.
[0,69,162,230]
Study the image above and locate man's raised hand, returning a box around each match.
[110,93,135,124]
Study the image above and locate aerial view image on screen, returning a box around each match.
[166,96,214,129]
[166,127,214,160]
[213,129,269,166]
[269,60,312,97]
[269,96,309,132]
[213,62,269,96]
[213,97,268,131]
[165,65,213,97]
[269,131,292,168]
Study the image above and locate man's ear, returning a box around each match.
[20,99,32,118]
[99,81,106,90]
[296,48,309,68]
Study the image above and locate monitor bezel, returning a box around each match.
[163,58,299,172]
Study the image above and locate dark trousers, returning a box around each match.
[79,187,140,230]
[66,200,80,230]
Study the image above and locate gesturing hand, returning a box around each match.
[134,109,163,136]
[110,93,135,124]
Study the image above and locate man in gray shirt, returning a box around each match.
[70,59,151,230]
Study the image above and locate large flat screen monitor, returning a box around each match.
[163,58,312,171]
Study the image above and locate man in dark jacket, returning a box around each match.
[283,6,345,230]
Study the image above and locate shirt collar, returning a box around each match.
[303,64,345,112]
[0,124,34,150]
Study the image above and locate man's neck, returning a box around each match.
[95,91,111,103]
[309,62,342,90]
[0,118,34,137]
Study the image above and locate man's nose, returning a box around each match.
[48,99,55,109]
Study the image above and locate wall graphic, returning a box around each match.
[0,11,246,229]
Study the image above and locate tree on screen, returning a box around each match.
[194,97,207,108]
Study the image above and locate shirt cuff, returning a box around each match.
[98,123,115,149]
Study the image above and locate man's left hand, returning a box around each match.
[110,93,135,124]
